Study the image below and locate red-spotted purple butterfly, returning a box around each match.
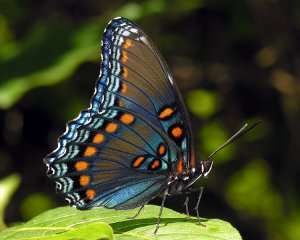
[44,17,258,233]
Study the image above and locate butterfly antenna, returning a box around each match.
[206,121,260,160]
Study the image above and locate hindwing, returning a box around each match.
[44,17,195,209]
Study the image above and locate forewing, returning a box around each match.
[92,17,196,170]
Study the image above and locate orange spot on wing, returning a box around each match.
[123,38,132,49]
[171,127,183,138]
[93,133,104,144]
[86,189,96,200]
[122,67,128,78]
[158,144,166,156]
[84,146,96,156]
[121,51,128,62]
[151,159,161,169]
[80,175,90,186]
[120,113,134,125]
[118,99,125,107]
[177,157,183,174]
[121,82,127,93]
[158,107,174,119]
[132,156,145,168]
[75,161,89,171]
[105,122,118,133]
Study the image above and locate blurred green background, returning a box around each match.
[0,0,299,239]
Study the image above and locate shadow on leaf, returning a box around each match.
[111,217,207,233]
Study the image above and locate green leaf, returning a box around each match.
[0,174,21,230]
[0,205,242,240]
[226,160,283,221]
[186,89,220,119]
[0,21,101,109]
[20,192,55,220]
[198,121,234,164]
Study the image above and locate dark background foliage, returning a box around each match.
[0,0,299,239]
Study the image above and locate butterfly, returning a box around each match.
[44,16,215,233]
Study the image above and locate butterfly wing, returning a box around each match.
[44,17,195,210]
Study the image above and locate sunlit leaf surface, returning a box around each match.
[0,174,21,230]
[0,205,241,240]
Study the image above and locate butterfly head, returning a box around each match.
[199,160,213,178]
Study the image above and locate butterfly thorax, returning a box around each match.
[167,160,213,196]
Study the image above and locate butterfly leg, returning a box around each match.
[127,205,145,219]
[194,187,205,226]
[183,194,190,217]
[183,187,205,226]
[154,192,167,234]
